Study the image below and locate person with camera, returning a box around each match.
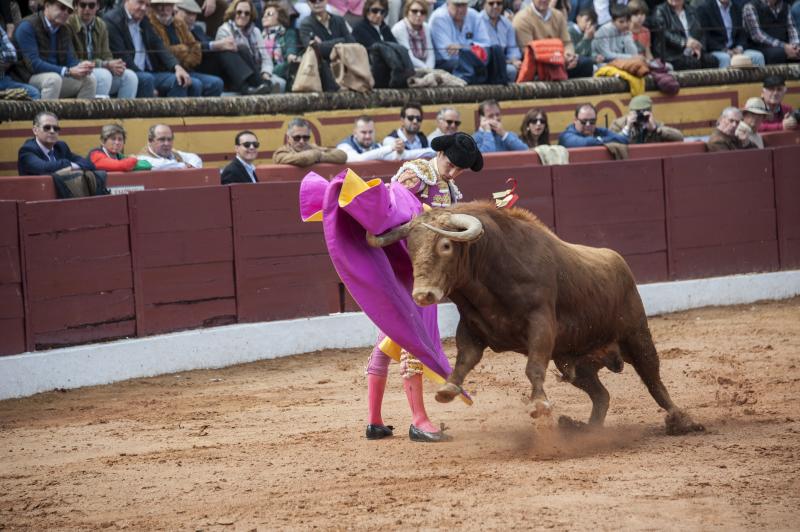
[610,95,684,144]
[757,75,799,133]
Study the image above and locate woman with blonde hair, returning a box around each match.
[390,0,434,69]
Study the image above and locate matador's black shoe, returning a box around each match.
[365,424,394,440]
[409,424,453,442]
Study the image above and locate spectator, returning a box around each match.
[273,117,348,166]
[221,130,261,184]
[428,107,461,140]
[473,99,528,152]
[148,0,224,96]
[104,0,193,97]
[261,2,301,89]
[67,0,138,98]
[520,107,550,147]
[707,106,750,151]
[512,0,594,78]
[298,0,355,91]
[609,94,684,143]
[627,0,652,61]
[429,0,498,83]
[758,75,798,132]
[89,123,151,171]
[353,0,396,47]
[337,115,408,161]
[569,0,594,23]
[138,124,203,169]
[568,8,599,62]
[593,0,626,26]
[592,3,641,61]
[217,0,286,92]
[390,0,435,70]
[653,0,719,70]
[18,111,94,175]
[558,103,628,147]
[382,101,430,151]
[328,0,365,27]
[174,0,271,95]
[742,0,800,64]
[695,0,765,68]
[480,0,521,81]
[736,97,768,148]
[0,26,40,99]
[14,0,98,99]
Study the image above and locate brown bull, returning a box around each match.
[369,202,704,435]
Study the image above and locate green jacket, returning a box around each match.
[266,26,299,80]
[66,14,113,66]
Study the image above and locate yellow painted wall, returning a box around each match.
[2,81,798,175]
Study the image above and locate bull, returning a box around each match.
[368,202,704,435]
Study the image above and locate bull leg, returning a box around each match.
[558,363,610,431]
[436,320,487,403]
[622,329,705,435]
[524,310,556,419]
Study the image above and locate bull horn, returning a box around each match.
[366,221,412,247]
[421,213,483,242]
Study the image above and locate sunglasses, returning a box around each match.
[578,119,597,126]
[404,115,423,122]
[236,9,251,15]
[308,0,324,4]
[531,118,546,125]
[78,2,97,8]
[409,8,425,13]
[369,7,387,14]
[292,134,311,141]
[41,124,61,132]
[444,119,461,126]
[240,141,260,148]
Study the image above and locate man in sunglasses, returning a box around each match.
[137,123,203,169]
[221,130,261,184]
[558,103,628,148]
[428,107,462,141]
[273,117,348,167]
[474,99,528,152]
[382,102,430,151]
[18,111,94,175]
[480,0,521,81]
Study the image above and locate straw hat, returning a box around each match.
[742,97,769,115]
[729,54,757,69]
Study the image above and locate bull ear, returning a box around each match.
[366,221,413,247]
[421,213,483,242]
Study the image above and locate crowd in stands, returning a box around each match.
[2,0,799,99]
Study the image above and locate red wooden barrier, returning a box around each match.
[19,195,135,349]
[129,186,236,335]
[762,130,800,147]
[553,159,668,283]
[773,145,800,269]
[0,176,55,201]
[664,150,779,280]
[231,181,341,321]
[628,142,707,160]
[566,147,615,163]
[107,168,219,192]
[0,201,25,355]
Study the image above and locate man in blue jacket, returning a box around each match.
[18,111,94,175]
[559,103,629,147]
[473,99,528,153]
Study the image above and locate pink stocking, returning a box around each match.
[403,373,439,433]
[367,373,387,425]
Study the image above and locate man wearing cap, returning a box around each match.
[758,75,798,132]
[610,95,684,144]
[707,106,753,151]
[695,0,765,68]
[13,0,99,99]
[736,97,769,148]
[67,0,139,98]
[742,0,800,64]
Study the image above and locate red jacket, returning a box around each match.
[758,102,794,133]
[89,148,138,172]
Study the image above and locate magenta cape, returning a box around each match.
[299,169,452,381]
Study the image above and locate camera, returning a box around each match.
[792,109,800,122]
[636,110,650,124]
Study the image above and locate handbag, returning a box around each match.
[291,45,323,93]
[330,43,374,93]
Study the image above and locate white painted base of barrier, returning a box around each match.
[1,270,798,401]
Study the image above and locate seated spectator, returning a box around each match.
[569,0,594,23]
[609,94,684,143]
[627,0,653,61]
[382,101,430,150]
[758,75,798,132]
[298,0,356,91]
[559,103,628,147]
[67,0,138,98]
[14,0,98,99]
[707,106,751,151]
[328,0,365,28]
[221,130,261,184]
[520,108,550,147]
[592,4,641,61]
[217,0,286,92]
[18,111,94,175]
[429,107,461,141]
[273,117,348,167]
[0,26,40,99]
[138,124,203,169]
[353,0,416,87]
[480,0,521,81]
[695,0,765,68]
[104,0,193,97]
[337,115,408,161]
[353,0,396,47]
[742,0,800,64]
[261,2,301,90]
[473,99,528,152]
[513,0,594,78]
[89,124,151,171]
[653,0,719,70]
[736,97,768,149]
[568,8,600,63]
[390,0,435,70]
[148,0,224,97]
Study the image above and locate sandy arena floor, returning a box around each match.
[1,297,799,531]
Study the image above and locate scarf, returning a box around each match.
[227,20,261,65]
[405,20,426,62]
[263,26,284,63]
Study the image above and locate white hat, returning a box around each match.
[742,97,769,115]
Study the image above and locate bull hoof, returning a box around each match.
[435,383,461,403]
[665,410,706,435]
[529,399,552,419]
[557,415,588,432]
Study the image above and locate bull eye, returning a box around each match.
[437,238,453,256]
